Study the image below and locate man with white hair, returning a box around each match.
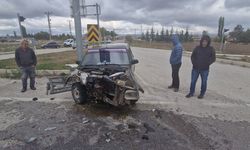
[15,39,37,92]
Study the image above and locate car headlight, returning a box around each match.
[116,80,126,87]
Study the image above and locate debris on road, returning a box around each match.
[11,81,17,84]
[27,137,37,143]
[82,118,90,124]
[143,123,155,133]
[141,134,149,140]
[124,116,142,129]
[32,97,38,101]
[44,127,57,131]
[50,98,55,100]
[154,109,162,119]
[105,138,111,143]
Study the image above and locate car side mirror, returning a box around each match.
[76,60,81,65]
[131,59,139,64]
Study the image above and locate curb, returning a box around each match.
[0,69,70,77]
[0,52,14,55]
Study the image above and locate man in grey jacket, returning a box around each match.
[15,39,37,92]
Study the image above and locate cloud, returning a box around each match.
[0,0,250,36]
[225,0,250,9]
[0,0,70,19]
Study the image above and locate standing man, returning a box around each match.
[168,35,183,92]
[15,39,37,92]
[186,35,216,99]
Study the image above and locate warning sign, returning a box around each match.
[87,24,100,43]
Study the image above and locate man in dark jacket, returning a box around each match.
[168,35,183,92]
[186,35,216,99]
[15,39,37,92]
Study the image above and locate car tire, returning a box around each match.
[130,100,137,105]
[71,83,88,104]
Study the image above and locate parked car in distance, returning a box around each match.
[72,40,88,49]
[41,41,61,49]
[64,39,74,47]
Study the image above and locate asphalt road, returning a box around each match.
[133,47,250,121]
[0,47,250,149]
[0,47,73,60]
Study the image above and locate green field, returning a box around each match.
[0,51,76,70]
[0,42,20,52]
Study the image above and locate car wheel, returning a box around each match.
[71,83,88,104]
[130,100,138,105]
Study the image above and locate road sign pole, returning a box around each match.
[72,0,84,62]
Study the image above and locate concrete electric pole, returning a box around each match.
[45,12,52,40]
[17,13,25,38]
[68,20,73,37]
[72,0,84,62]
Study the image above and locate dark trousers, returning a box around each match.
[189,69,209,96]
[171,63,181,89]
[20,66,36,89]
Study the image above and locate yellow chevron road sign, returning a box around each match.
[87,24,100,43]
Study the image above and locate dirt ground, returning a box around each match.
[0,46,250,149]
[0,78,249,150]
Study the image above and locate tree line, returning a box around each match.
[25,31,73,40]
[23,27,118,41]
[229,25,250,43]
[141,27,194,42]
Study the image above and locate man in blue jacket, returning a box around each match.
[186,35,216,99]
[168,35,183,92]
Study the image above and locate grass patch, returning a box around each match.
[0,69,22,79]
[0,51,77,70]
[0,42,20,52]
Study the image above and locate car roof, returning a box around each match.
[101,43,129,49]
[88,43,130,50]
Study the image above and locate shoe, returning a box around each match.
[168,85,174,89]
[30,87,36,90]
[197,95,204,99]
[174,88,179,92]
[21,88,27,92]
[185,93,193,98]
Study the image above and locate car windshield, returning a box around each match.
[82,48,130,66]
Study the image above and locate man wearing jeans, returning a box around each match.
[168,35,183,92]
[186,35,216,99]
[15,39,37,92]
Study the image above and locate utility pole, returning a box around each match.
[17,13,23,38]
[72,0,84,62]
[45,12,52,40]
[141,24,143,35]
[68,20,72,37]
[96,3,100,29]
[17,13,26,38]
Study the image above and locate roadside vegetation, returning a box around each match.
[0,42,20,52]
[0,51,76,70]
[130,40,250,55]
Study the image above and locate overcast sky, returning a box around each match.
[0,0,250,36]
